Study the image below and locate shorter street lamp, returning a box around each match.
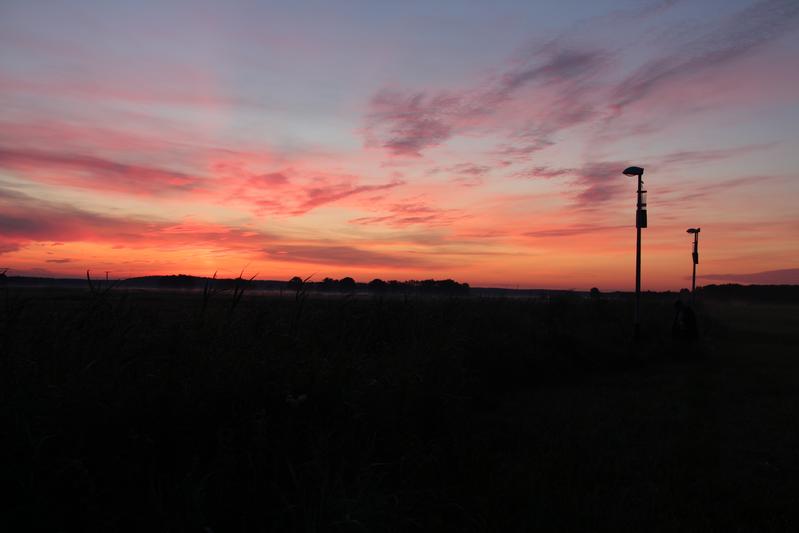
[623,166,646,341]
[686,228,700,303]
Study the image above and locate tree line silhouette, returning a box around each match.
[696,283,799,304]
[290,276,470,295]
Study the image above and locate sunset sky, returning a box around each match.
[1,0,798,289]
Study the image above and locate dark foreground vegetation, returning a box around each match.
[2,284,798,532]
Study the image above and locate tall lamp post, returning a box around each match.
[623,166,646,341]
[686,228,700,304]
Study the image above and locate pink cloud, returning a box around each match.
[441,163,491,187]
[365,90,460,157]
[494,47,609,101]
[2,182,446,274]
[0,120,174,153]
[0,137,403,220]
[525,224,627,238]
[514,166,575,179]
[364,0,799,162]
[0,185,275,254]
[654,174,787,210]
[0,147,204,195]
[447,163,490,176]
[610,0,799,112]
[240,175,406,216]
[349,199,466,228]
[297,178,404,213]
[364,42,610,158]
[247,172,290,187]
[656,143,777,166]
[262,244,439,269]
[570,161,629,207]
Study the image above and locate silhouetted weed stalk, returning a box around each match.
[289,274,314,339]
[228,269,257,315]
[200,271,219,320]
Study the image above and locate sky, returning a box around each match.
[1,0,798,290]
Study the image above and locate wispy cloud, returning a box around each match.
[364,42,610,157]
[571,161,629,207]
[0,185,271,253]
[496,48,608,98]
[447,163,490,176]
[514,166,575,179]
[610,0,799,112]
[2,183,437,273]
[656,143,777,166]
[349,199,465,228]
[365,90,460,156]
[525,224,626,238]
[444,163,491,187]
[655,173,786,209]
[365,0,799,160]
[0,147,204,195]
[0,142,406,219]
[245,172,290,188]
[296,178,404,213]
[262,244,438,269]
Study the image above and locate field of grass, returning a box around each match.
[1,285,797,532]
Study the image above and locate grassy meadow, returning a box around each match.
[1,284,798,532]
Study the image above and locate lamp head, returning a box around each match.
[623,166,644,177]
[686,228,700,234]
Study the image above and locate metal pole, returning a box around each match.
[634,174,642,341]
[691,232,698,304]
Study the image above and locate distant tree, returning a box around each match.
[420,279,437,292]
[436,279,461,293]
[288,276,303,291]
[339,277,356,291]
[368,278,388,292]
[403,278,470,295]
[158,274,196,289]
[590,287,601,299]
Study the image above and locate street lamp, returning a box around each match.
[686,228,700,303]
[623,165,646,341]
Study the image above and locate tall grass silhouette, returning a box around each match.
[2,285,797,532]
